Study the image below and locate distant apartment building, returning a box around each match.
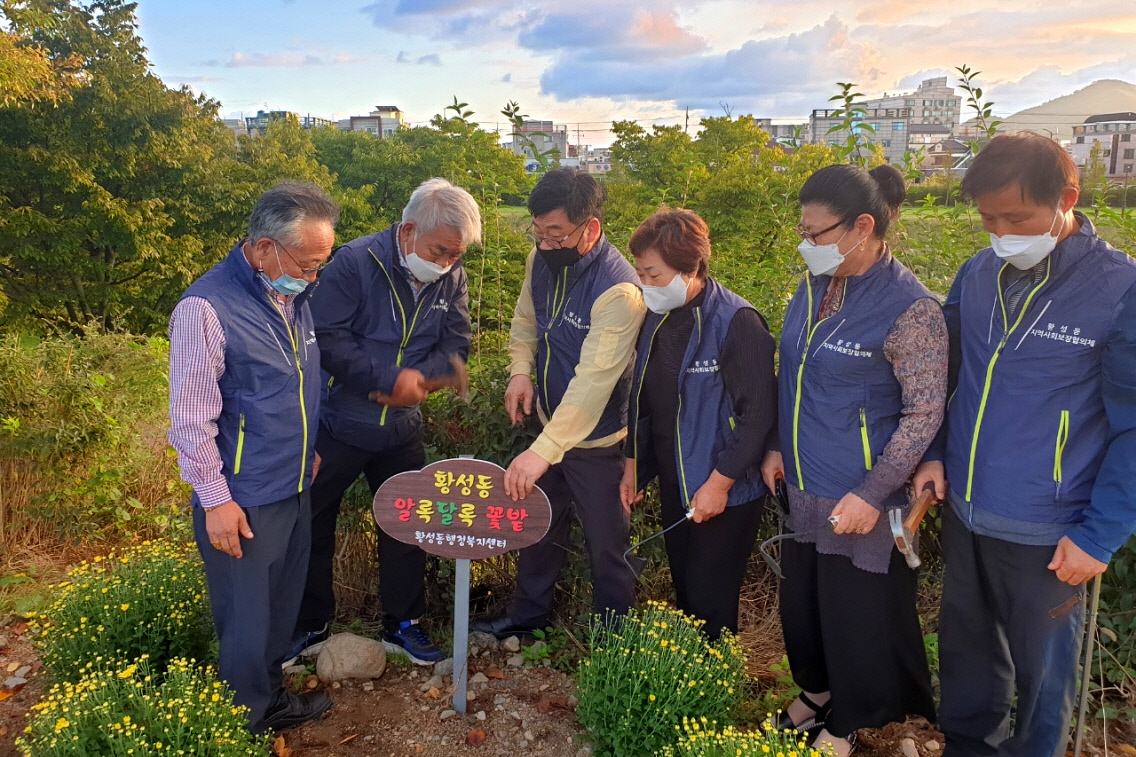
[809,107,914,163]
[342,106,406,138]
[510,120,569,161]
[581,147,613,175]
[755,118,806,143]
[243,110,335,135]
[868,77,962,131]
[1071,113,1136,178]
[221,118,249,142]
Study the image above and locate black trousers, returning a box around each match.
[296,422,427,635]
[195,492,310,733]
[507,443,637,627]
[657,469,763,640]
[939,506,1083,757]
[779,539,935,738]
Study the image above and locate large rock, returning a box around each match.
[316,632,387,682]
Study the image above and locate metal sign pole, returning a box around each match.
[452,557,471,714]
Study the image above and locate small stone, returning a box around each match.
[529,640,547,654]
[283,665,306,675]
[426,675,444,689]
[476,710,487,721]
[900,738,919,757]
[567,694,579,709]
[502,636,522,653]
[440,709,457,720]
[4,663,17,673]
[3,677,27,688]
[506,654,525,668]
[331,681,341,689]
[524,730,535,742]
[410,670,419,679]
[434,658,454,677]
[362,681,374,692]
[467,690,477,701]
[538,683,550,691]
[470,632,500,651]
[575,747,592,757]
[470,672,489,684]
[494,694,508,705]
[13,666,30,679]
[470,645,480,657]
[542,659,551,668]
[0,635,9,648]
[316,633,387,682]
[925,740,941,752]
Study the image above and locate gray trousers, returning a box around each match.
[194,492,311,733]
[939,505,1084,757]
[508,443,636,627]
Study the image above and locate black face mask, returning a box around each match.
[538,246,582,271]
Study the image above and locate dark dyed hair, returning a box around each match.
[798,163,906,238]
[960,133,1079,206]
[528,168,605,224]
[628,208,711,279]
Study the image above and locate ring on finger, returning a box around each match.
[211,541,223,549]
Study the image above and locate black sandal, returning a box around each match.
[764,692,832,732]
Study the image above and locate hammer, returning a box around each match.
[889,483,938,569]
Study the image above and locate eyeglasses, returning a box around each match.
[794,219,845,245]
[272,240,328,276]
[527,219,590,249]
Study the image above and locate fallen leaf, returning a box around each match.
[484,666,506,680]
[1115,746,1136,756]
[11,623,27,636]
[465,729,487,746]
[5,663,17,673]
[272,735,292,757]
[426,686,441,699]
[0,726,7,736]
[0,692,11,703]
[338,734,358,745]
[415,744,425,754]
[303,675,319,690]
[537,696,569,714]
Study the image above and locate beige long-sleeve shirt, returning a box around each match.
[508,250,646,465]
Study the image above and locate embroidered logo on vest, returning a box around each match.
[687,358,720,374]
[823,338,874,358]
[562,310,590,330]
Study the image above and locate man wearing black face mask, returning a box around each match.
[470,169,646,638]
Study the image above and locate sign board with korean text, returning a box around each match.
[372,458,552,560]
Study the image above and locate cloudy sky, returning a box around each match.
[140,0,1136,145]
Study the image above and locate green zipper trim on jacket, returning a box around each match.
[540,267,570,417]
[964,260,1051,502]
[372,251,430,426]
[268,298,309,493]
[859,407,873,471]
[675,308,703,508]
[791,277,848,492]
[728,416,736,431]
[233,413,246,474]
[630,314,669,495]
[1053,409,1070,494]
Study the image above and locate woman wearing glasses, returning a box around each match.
[619,208,777,641]
[760,164,946,756]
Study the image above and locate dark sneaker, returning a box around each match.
[260,689,332,732]
[384,620,447,665]
[281,624,330,668]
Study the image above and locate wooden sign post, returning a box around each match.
[373,458,551,714]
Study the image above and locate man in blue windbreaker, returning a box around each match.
[290,178,478,666]
[915,134,1136,757]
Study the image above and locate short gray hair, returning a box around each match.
[247,181,340,246]
[402,178,481,247]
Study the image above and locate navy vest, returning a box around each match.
[778,254,934,506]
[318,225,468,430]
[944,217,1136,523]
[530,237,639,441]
[629,279,768,508]
[181,244,321,508]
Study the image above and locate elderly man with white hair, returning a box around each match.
[290,178,480,665]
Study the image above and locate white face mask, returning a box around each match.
[641,271,690,314]
[797,228,863,277]
[989,210,1064,270]
[404,231,453,284]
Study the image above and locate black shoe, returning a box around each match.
[261,690,332,732]
[764,692,832,732]
[468,612,540,639]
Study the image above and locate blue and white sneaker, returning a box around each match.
[383,620,447,665]
[281,623,330,668]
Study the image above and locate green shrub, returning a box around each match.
[17,657,266,756]
[576,602,749,757]
[30,540,214,681]
[658,717,834,756]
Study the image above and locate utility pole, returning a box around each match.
[684,107,689,135]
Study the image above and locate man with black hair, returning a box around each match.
[914,133,1136,757]
[471,168,646,638]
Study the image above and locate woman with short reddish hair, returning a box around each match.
[619,208,777,640]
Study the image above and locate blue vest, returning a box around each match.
[778,255,934,507]
[629,279,768,508]
[944,217,1136,524]
[530,237,639,441]
[318,225,469,430]
[181,244,321,508]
